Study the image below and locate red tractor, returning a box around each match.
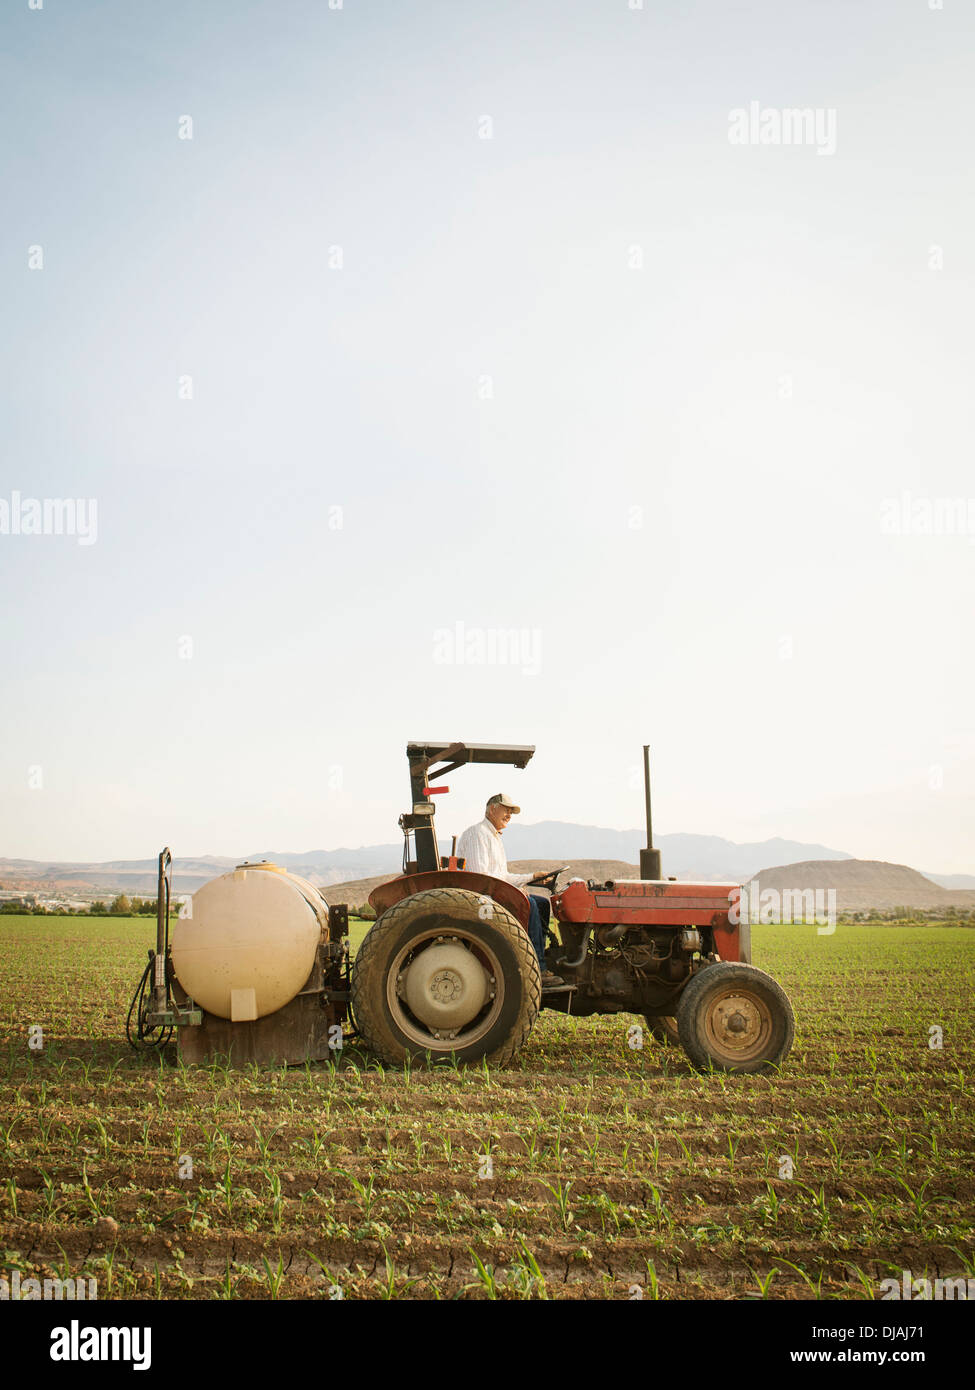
[350,741,795,1073]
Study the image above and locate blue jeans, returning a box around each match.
[527,895,551,972]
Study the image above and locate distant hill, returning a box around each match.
[4,832,972,915]
[500,825,851,881]
[745,859,975,913]
[924,872,975,891]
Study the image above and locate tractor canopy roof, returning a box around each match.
[407,742,535,776]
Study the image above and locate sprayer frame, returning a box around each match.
[144,848,201,1030]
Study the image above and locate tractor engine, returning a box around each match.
[547,877,745,1017]
[559,924,695,1013]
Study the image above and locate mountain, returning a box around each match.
[0,848,404,897]
[8,828,973,906]
[924,872,975,891]
[249,828,855,882]
[744,859,975,913]
[501,825,851,881]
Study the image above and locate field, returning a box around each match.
[1,915,973,1300]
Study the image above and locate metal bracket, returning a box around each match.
[146,1001,202,1027]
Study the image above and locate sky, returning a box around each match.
[1,0,973,872]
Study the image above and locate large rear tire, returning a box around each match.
[350,887,541,1066]
[676,962,794,1073]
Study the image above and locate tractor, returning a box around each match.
[129,740,794,1074]
[349,741,794,1073]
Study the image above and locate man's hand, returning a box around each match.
[528,868,564,890]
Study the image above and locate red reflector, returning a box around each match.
[422,786,449,794]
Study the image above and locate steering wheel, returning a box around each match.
[530,866,569,890]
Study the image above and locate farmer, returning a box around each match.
[456,794,564,989]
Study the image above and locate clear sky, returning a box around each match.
[1,0,972,871]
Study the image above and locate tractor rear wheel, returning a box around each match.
[350,887,541,1066]
[676,962,794,1073]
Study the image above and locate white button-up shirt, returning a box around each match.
[456,818,533,889]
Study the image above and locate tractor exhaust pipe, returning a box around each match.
[639,745,662,881]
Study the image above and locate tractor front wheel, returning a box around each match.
[350,887,541,1066]
[676,962,794,1073]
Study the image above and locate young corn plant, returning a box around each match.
[80,1162,101,1217]
[767,1180,786,1226]
[218,1161,236,1217]
[886,1174,937,1226]
[823,1132,844,1179]
[339,1170,378,1224]
[748,1265,780,1299]
[580,1192,621,1237]
[538,1178,574,1233]
[377,1245,420,1300]
[798,1181,831,1232]
[214,1260,245,1300]
[466,1248,503,1300]
[778,1258,826,1299]
[845,1263,878,1300]
[509,1241,548,1300]
[645,1182,672,1231]
[252,1124,281,1162]
[40,1169,64,1221]
[92,1116,110,1159]
[261,1254,286,1299]
[266,1171,284,1233]
[0,1118,20,1160]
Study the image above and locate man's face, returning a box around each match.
[486,802,513,832]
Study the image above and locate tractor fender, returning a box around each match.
[368,870,531,929]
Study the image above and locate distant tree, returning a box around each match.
[90,900,108,915]
[110,894,132,915]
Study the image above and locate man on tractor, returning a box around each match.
[456,793,565,989]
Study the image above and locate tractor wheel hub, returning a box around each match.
[710,994,765,1049]
[402,940,490,1030]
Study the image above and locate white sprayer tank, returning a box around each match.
[171,862,327,1022]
